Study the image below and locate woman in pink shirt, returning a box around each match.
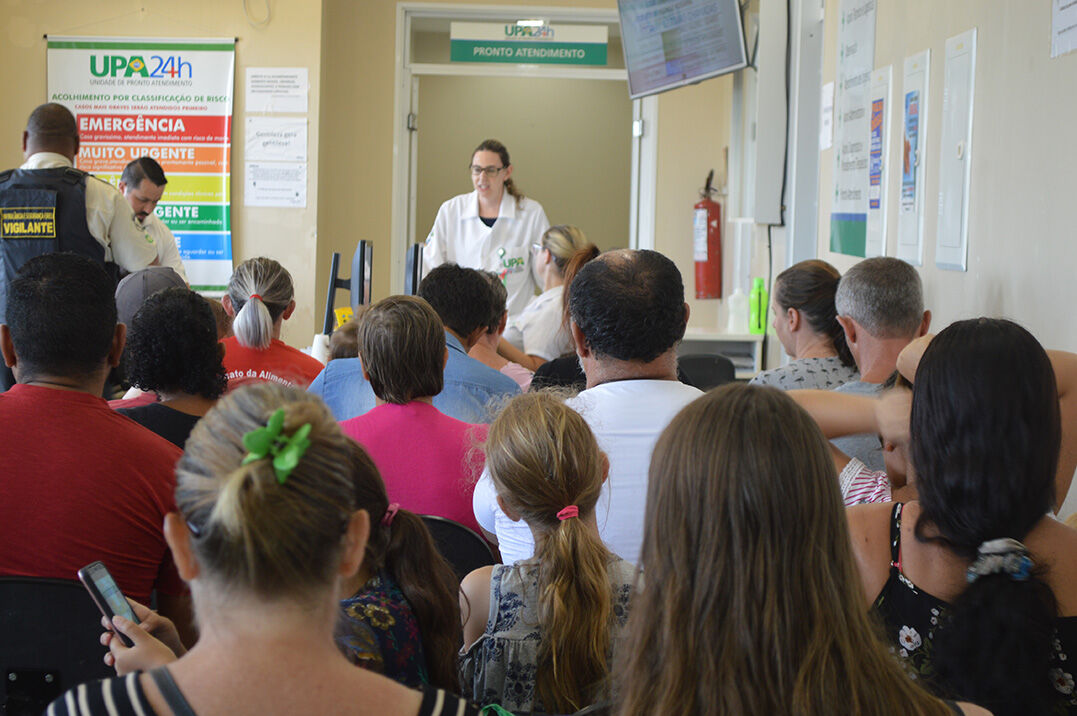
[340,295,487,535]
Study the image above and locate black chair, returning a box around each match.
[420,515,497,581]
[677,353,737,391]
[0,577,112,715]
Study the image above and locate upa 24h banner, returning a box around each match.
[47,36,235,293]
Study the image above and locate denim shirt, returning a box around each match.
[308,331,520,423]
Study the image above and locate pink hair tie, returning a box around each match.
[556,505,579,521]
[382,503,400,527]
[249,293,262,302]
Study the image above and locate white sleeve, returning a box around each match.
[151,220,188,282]
[84,177,157,271]
[472,468,499,535]
[422,202,450,275]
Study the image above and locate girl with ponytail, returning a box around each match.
[459,392,635,714]
[59,383,478,716]
[221,257,324,390]
[849,318,1077,715]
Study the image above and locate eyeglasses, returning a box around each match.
[470,165,505,177]
[531,243,545,253]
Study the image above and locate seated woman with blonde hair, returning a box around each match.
[50,383,476,715]
[460,392,635,714]
[615,383,988,715]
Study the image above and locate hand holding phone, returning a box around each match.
[77,561,138,647]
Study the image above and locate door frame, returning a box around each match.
[391,2,657,293]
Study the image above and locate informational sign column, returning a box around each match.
[47,36,235,293]
[829,0,876,257]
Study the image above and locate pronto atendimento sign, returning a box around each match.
[450,22,608,65]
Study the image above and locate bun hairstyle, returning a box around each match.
[486,393,612,713]
[177,383,462,690]
[616,384,952,716]
[473,139,523,207]
[176,383,366,598]
[773,259,854,367]
[911,318,1061,712]
[227,257,295,350]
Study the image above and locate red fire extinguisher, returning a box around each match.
[694,169,722,299]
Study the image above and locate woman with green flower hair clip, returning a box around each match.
[50,383,482,716]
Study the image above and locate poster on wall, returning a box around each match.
[897,50,929,266]
[829,0,877,257]
[865,65,891,258]
[47,36,236,293]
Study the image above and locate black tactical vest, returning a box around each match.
[0,167,108,322]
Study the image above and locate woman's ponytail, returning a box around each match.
[227,257,295,350]
[377,508,462,691]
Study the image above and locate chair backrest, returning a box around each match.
[419,515,497,580]
[677,353,736,391]
[0,577,112,714]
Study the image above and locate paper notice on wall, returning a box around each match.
[897,50,929,266]
[820,82,835,150]
[245,161,307,208]
[246,68,308,113]
[1052,0,1077,58]
[865,66,891,258]
[245,117,307,162]
[829,0,877,257]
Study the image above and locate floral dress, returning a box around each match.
[873,503,1077,713]
[458,556,636,713]
[335,570,429,688]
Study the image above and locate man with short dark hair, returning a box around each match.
[0,252,190,638]
[309,263,520,422]
[832,256,931,470]
[474,249,702,564]
[119,157,187,281]
[0,104,158,389]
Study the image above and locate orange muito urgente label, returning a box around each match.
[76,144,230,175]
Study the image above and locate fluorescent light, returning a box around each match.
[516,19,545,27]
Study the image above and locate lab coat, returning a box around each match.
[422,189,549,319]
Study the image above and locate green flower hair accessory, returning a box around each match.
[241,408,313,484]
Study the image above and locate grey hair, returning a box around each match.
[834,257,924,338]
[228,257,294,350]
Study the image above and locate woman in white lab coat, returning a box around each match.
[422,139,550,320]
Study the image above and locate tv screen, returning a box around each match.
[618,0,748,99]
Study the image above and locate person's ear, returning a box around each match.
[163,513,201,581]
[72,135,79,157]
[358,356,371,383]
[281,300,297,321]
[118,180,128,195]
[836,315,857,348]
[0,325,17,369]
[503,164,513,182]
[442,346,449,370]
[338,510,370,578]
[570,319,590,358]
[497,311,508,336]
[682,302,691,326]
[918,310,931,337]
[107,324,126,367]
[221,294,236,317]
[599,451,610,485]
[787,307,801,332]
[496,495,522,522]
[21,131,29,156]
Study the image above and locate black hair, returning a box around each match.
[417,263,493,340]
[7,252,117,379]
[774,260,854,367]
[911,318,1061,714]
[567,250,686,362]
[25,103,78,142]
[125,287,227,399]
[477,270,508,334]
[121,156,167,188]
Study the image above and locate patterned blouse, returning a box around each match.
[749,355,858,391]
[335,570,430,688]
[873,503,1077,714]
[459,557,636,714]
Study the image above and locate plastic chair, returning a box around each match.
[0,577,112,715]
[677,353,737,391]
[420,515,497,580]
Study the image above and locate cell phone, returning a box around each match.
[77,561,139,647]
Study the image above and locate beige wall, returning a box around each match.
[415,75,632,252]
[817,0,1077,351]
[652,77,734,332]
[1,0,322,345]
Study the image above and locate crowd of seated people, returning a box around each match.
[5,241,1077,716]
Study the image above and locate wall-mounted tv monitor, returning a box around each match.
[618,0,749,99]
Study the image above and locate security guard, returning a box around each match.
[0,103,157,389]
